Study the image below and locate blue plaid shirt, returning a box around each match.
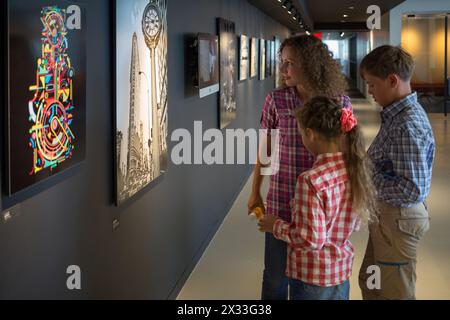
[368,92,435,208]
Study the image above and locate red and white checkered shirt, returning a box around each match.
[261,87,352,223]
[273,152,361,287]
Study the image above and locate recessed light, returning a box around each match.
[348,6,354,10]
[343,14,348,18]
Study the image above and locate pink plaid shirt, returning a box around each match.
[273,152,361,287]
[260,87,352,222]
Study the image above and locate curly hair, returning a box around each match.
[279,35,347,98]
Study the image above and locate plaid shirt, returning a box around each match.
[260,87,352,222]
[368,92,435,208]
[273,153,360,287]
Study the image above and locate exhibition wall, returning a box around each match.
[0,0,290,299]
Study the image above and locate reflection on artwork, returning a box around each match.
[198,33,219,98]
[250,37,258,78]
[239,35,249,81]
[271,40,276,76]
[7,2,86,195]
[259,39,266,80]
[115,0,168,205]
[217,18,237,129]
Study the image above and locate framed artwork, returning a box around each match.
[271,40,276,76]
[5,1,86,195]
[259,39,265,80]
[198,33,219,98]
[265,40,271,78]
[217,18,237,129]
[114,0,168,205]
[250,37,258,78]
[239,34,249,81]
[274,37,282,88]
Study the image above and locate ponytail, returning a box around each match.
[344,125,378,222]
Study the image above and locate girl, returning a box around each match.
[248,35,352,300]
[259,96,377,300]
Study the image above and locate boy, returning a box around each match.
[358,45,435,300]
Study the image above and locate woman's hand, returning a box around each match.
[258,214,278,233]
[247,193,264,214]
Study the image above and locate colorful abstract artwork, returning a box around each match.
[7,2,86,195]
[29,7,75,175]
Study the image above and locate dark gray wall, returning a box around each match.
[0,0,289,299]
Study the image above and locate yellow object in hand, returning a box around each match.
[250,206,265,221]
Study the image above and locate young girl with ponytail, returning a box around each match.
[259,96,377,300]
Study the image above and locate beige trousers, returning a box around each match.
[358,202,430,300]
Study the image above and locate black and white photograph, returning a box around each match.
[115,0,168,205]
[217,17,237,129]
[239,34,249,81]
[198,33,219,98]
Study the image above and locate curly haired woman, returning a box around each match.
[247,35,352,300]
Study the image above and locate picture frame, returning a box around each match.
[114,0,168,205]
[5,1,86,196]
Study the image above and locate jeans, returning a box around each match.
[261,232,288,300]
[289,279,350,300]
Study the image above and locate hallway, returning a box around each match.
[178,97,450,300]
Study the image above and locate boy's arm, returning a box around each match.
[273,177,326,251]
[373,126,434,206]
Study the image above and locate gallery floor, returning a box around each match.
[177,97,450,300]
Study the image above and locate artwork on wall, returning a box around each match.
[274,37,282,88]
[198,33,219,98]
[239,34,249,81]
[115,0,168,205]
[250,37,258,78]
[270,40,276,77]
[217,18,237,129]
[6,2,86,195]
[259,39,266,80]
[265,40,271,78]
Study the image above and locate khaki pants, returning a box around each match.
[358,202,430,300]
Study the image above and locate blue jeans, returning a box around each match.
[261,233,288,300]
[289,279,350,300]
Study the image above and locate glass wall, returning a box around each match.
[402,13,450,113]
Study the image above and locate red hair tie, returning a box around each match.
[341,108,357,133]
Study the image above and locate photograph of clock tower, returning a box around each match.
[115,0,168,205]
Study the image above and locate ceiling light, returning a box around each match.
[343,14,348,18]
[287,4,293,14]
[340,32,345,37]
[306,31,311,35]
[348,6,354,10]
[282,0,289,9]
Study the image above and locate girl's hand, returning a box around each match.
[258,214,278,233]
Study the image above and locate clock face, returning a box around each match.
[143,5,160,38]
